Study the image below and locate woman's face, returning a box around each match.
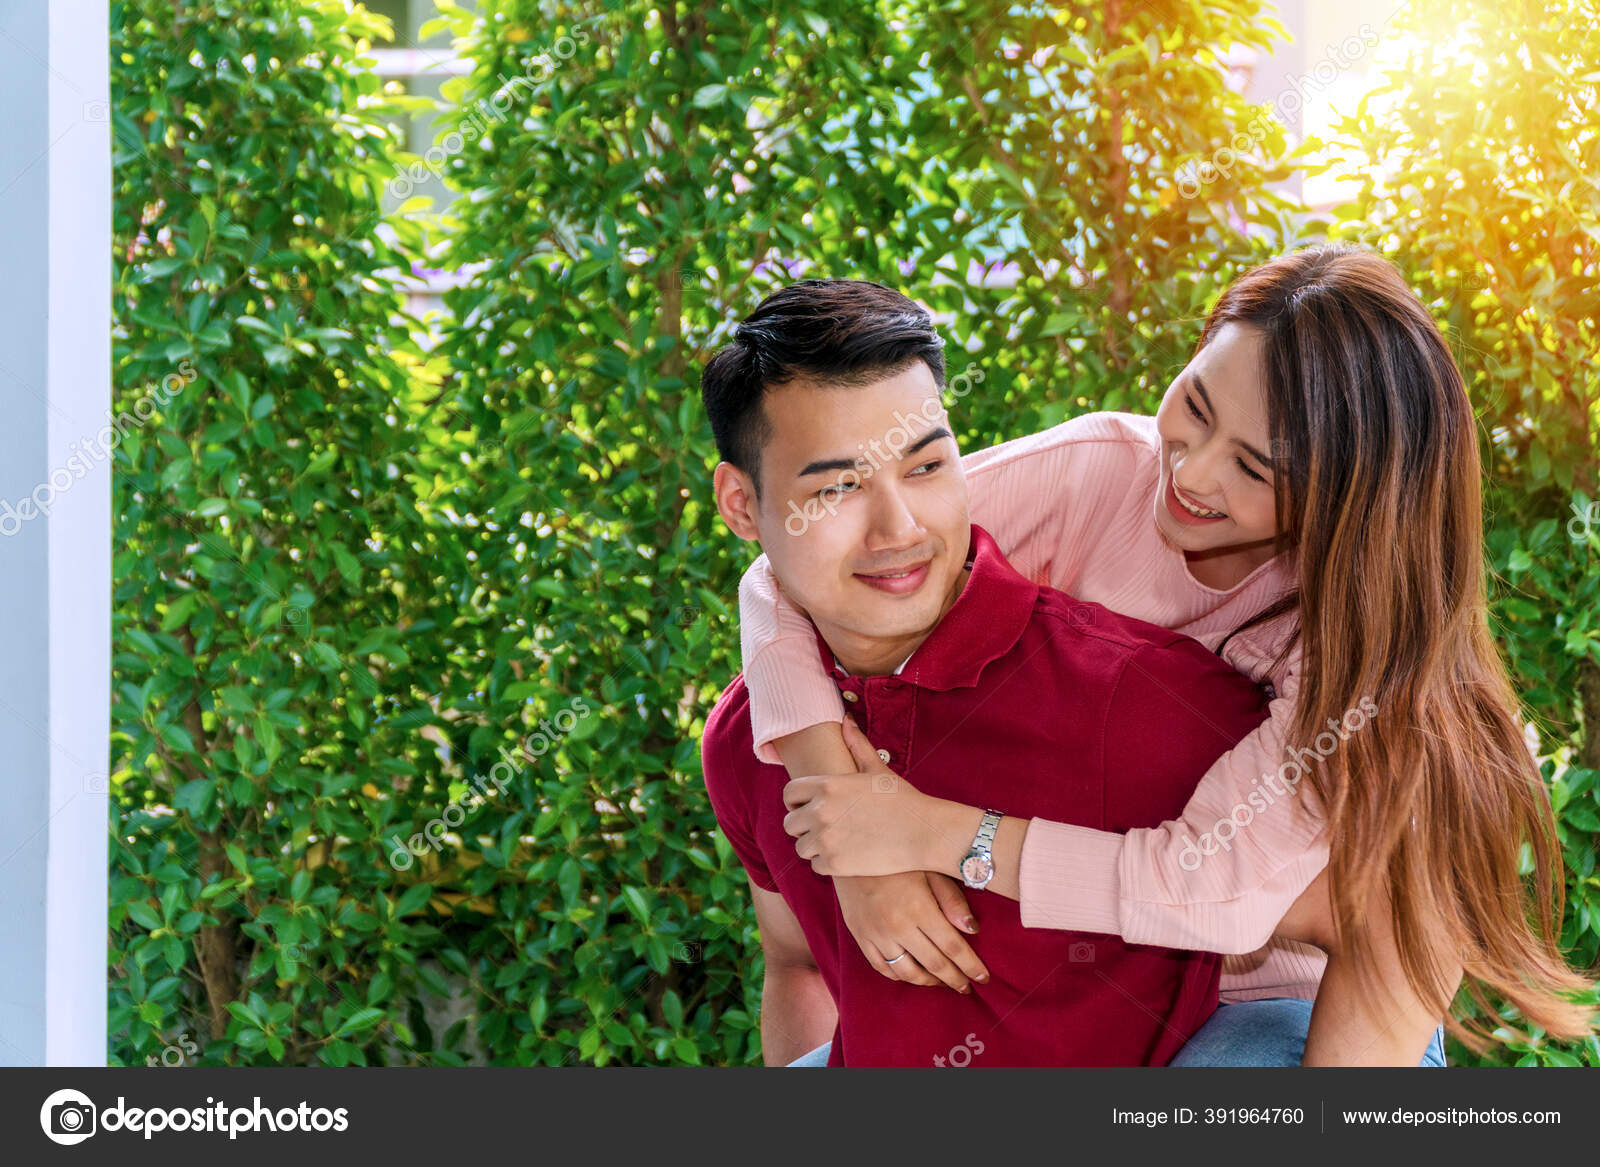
[1153,322,1281,564]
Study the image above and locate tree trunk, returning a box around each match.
[1580,658,1600,771]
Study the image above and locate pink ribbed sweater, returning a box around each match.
[736,411,1330,1001]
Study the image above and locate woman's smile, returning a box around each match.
[1164,473,1229,524]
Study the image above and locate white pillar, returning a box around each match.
[0,0,110,1066]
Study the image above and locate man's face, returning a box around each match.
[718,361,970,660]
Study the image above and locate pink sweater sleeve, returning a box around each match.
[736,414,1139,763]
[737,560,846,765]
[736,410,1329,956]
[1019,652,1332,954]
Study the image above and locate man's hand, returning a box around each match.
[836,871,990,993]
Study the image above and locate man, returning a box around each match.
[698,278,1270,1066]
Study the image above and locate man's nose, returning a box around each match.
[863,481,923,550]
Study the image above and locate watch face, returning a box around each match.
[961,855,993,884]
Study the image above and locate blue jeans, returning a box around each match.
[785,998,1448,1066]
[1168,997,1447,1066]
[785,1041,833,1067]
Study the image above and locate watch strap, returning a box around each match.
[961,809,1004,888]
[973,809,1002,851]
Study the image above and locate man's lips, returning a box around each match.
[853,560,932,595]
[1164,474,1228,525]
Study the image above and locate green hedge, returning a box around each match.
[110,0,465,1065]
[109,0,1598,1067]
[1331,0,1600,1065]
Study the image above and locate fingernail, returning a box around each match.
[961,916,976,933]
[960,984,971,994]
[976,973,989,983]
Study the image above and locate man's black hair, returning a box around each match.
[699,278,946,498]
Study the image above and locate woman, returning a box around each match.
[736,244,1595,1065]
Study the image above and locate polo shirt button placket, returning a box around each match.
[838,683,868,734]
[864,682,914,774]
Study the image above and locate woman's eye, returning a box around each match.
[1236,457,1267,484]
[1185,395,1206,424]
[909,460,942,477]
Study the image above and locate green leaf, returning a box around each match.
[335,1007,387,1037]
[660,989,684,1030]
[395,883,435,916]
[619,885,652,924]
[174,778,215,818]
[227,1001,263,1028]
[558,858,581,906]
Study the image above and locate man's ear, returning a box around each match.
[713,462,763,542]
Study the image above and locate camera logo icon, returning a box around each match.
[40,1088,97,1145]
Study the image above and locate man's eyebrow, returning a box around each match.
[795,425,955,479]
[1192,374,1274,471]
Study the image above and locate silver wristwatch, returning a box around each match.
[960,810,1004,890]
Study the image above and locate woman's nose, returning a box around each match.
[1174,444,1224,496]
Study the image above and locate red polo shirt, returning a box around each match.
[702,524,1270,1066]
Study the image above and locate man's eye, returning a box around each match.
[1236,457,1267,484]
[909,460,942,477]
[818,481,857,501]
[1185,395,1206,424]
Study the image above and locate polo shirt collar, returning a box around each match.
[810,524,1039,693]
[831,652,911,677]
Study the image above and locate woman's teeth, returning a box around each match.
[1175,489,1225,518]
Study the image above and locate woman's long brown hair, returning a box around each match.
[1205,244,1595,1051]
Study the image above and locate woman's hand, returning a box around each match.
[781,717,977,876]
[836,872,990,993]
